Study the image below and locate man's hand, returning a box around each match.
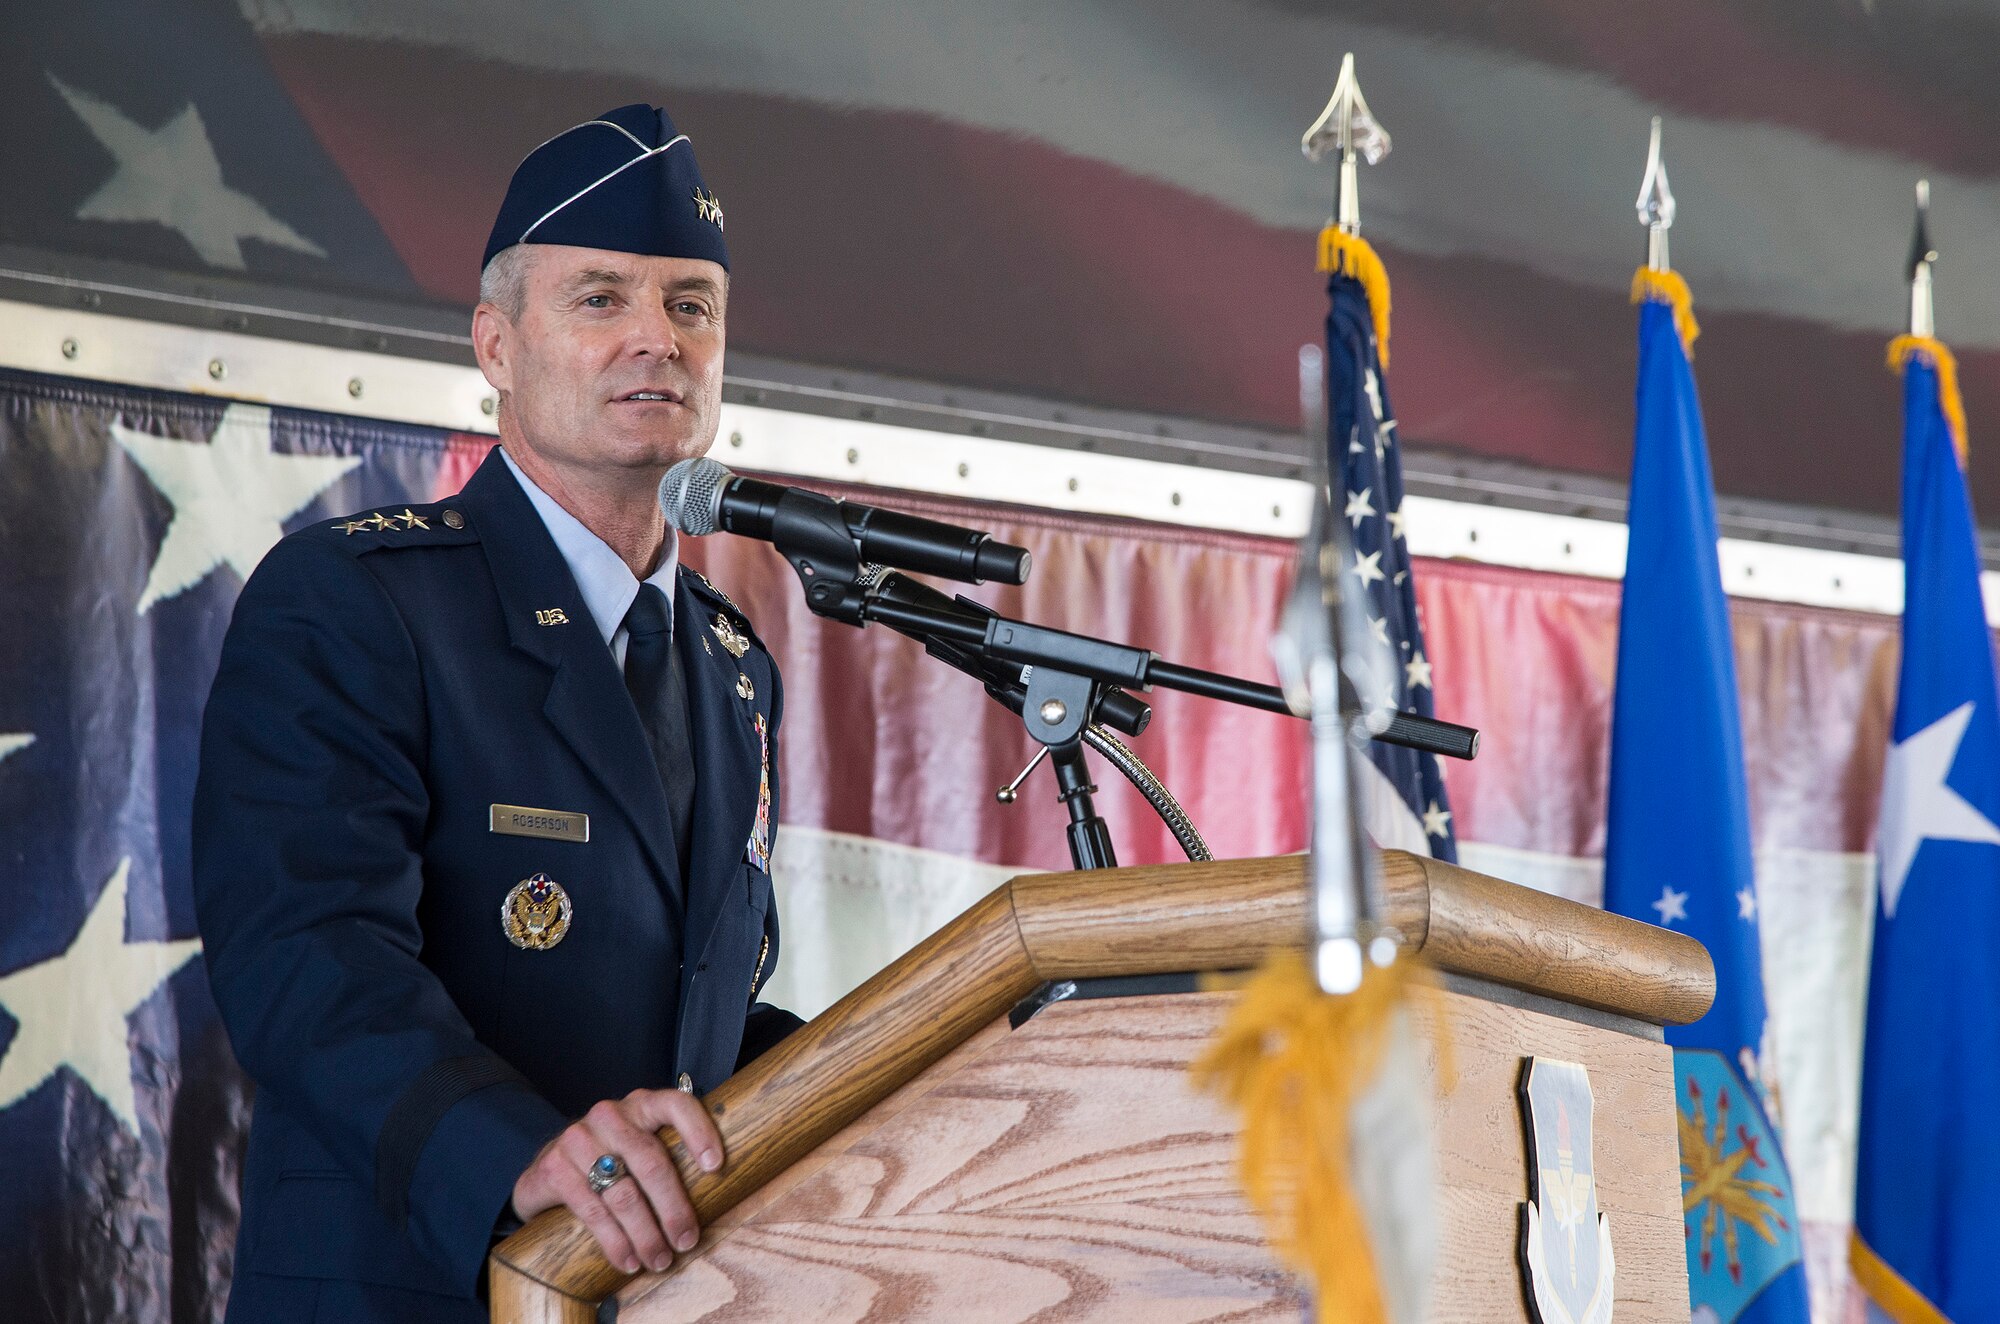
[510,1088,724,1274]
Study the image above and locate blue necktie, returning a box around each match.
[622,583,696,891]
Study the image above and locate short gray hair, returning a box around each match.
[478,245,532,321]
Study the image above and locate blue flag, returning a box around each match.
[1323,238,1456,862]
[1602,289,1809,1322]
[1852,339,2000,1321]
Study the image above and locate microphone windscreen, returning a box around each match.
[659,456,732,535]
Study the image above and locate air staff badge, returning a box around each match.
[501,872,573,950]
[745,712,772,872]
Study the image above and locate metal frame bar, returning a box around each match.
[2,295,1987,621]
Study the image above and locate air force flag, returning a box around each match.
[1852,338,2000,1322]
[1601,283,1808,1323]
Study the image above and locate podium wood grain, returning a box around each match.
[613,990,1685,1323]
[489,853,1711,1317]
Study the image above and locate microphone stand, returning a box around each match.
[757,490,1477,871]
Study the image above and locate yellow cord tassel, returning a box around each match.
[1888,334,1970,464]
[1631,266,1700,357]
[1191,950,1424,1323]
[1319,227,1392,368]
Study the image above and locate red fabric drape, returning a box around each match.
[677,478,1902,870]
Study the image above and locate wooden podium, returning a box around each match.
[489,852,1712,1322]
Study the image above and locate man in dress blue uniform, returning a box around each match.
[192,103,801,1322]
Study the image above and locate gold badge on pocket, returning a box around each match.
[501,872,572,950]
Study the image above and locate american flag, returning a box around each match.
[0,369,483,1322]
[7,0,1998,524]
[1326,265,1456,862]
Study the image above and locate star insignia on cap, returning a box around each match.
[692,188,725,230]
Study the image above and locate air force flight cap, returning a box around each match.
[482,103,728,273]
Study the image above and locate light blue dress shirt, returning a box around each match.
[500,447,679,669]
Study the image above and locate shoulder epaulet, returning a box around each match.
[303,501,479,553]
[685,567,743,615]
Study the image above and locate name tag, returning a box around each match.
[490,804,590,843]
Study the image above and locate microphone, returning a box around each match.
[660,457,1032,586]
[860,566,1152,738]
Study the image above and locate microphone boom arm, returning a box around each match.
[737,484,1479,870]
[860,593,1478,761]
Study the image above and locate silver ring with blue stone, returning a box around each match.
[586,1153,628,1195]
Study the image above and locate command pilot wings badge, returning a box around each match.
[1520,1057,1615,1324]
[711,611,750,658]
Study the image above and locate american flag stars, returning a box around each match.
[1327,270,1455,859]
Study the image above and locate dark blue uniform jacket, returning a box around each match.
[192,448,798,1321]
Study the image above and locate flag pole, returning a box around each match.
[1275,341,1386,994]
[1636,115,1674,273]
[1301,55,1395,362]
[1303,52,1390,236]
[1888,178,1969,461]
[1190,56,1437,1324]
[1631,118,1699,353]
[1909,180,1936,338]
[1290,52,1398,991]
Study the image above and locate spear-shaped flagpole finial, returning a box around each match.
[1909,180,1937,338]
[1303,52,1391,236]
[1636,116,1675,273]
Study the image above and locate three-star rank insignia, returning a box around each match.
[339,508,431,535]
[711,612,750,658]
[1518,1057,1614,1324]
[501,872,573,950]
[692,187,725,230]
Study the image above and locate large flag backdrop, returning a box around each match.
[8,0,2000,527]
[0,364,1908,1319]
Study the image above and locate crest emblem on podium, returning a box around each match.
[1519,1057,1615,1324]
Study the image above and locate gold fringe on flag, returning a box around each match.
[1631,266,1701,357]
[1191,949,1440,1324]
[1888,334,1970,464]
[1319,226,1392,367]
[1850,1232,1950,1324]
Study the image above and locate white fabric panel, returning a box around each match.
[1456,840,1604,908]
[763,826,1028,1020]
